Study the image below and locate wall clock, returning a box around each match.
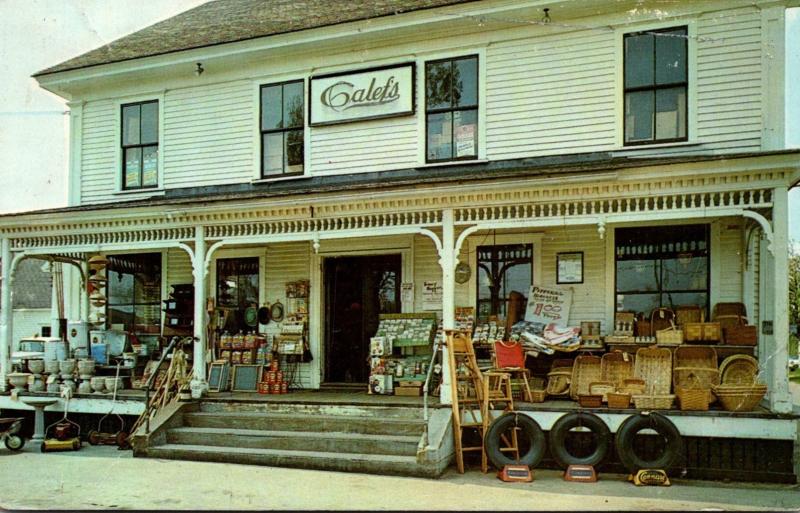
[455,261,471,284]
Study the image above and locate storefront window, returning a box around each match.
[425,55,478,162]
[615,225,709,315]
[107,253,162,335]
[477,244,532,322]
[216,257,259,333]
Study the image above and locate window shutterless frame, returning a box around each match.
[425,54,479,163]
[120,100,159,190]
[260,79,305,178]
[623,26,688,146]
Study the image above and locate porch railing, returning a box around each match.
[421,334,443,447]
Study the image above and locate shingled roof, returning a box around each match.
[35,0,476,76]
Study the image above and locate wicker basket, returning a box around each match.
[656,324,683,345]
[684,322,721,343]
[720,355,759,385]
[632,394,675,410]
[607,392,631,409]
[673,346,719,402]
[712,302,747,319]
[717,315,757,346]
[650,308,676,335]
[600,351,634,388]
[570,355,602,401]
[712,383,767,412]
[589,381,616,402]
[578,394,603,408]
[530,389,547,403]
[675,374,710,411]
[546,369,572,396]
[634,346,673,395]
[620,377,647,395]
[675,305,704,326]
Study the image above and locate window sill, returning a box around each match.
[113,188,165,197]
[251,174,312,184]
[612,141,701,152]
[418,159,489,169]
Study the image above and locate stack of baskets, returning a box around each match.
[571,354,602,406]
[545,359,573,398]
[528,376,546,403]
[632,346,674,409]
[589,351,635,407]
[673,346,719,410]
[712,354,766,412]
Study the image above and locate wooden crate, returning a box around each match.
[395,384,422,396]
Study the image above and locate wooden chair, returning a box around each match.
[491,340,533,402]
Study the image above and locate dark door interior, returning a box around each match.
[324,254,401,383]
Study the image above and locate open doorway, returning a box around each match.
[324,254,401,384]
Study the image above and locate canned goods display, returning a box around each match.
[272,382,281,394]
[276,371,284,383]
[267,371,277,383]
[270,360,279,372]
[281,382,288,394]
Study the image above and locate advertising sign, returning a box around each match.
[524,285,573,327]
[310,63,415,126]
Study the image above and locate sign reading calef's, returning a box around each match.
[310,63,415,126]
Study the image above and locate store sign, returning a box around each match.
[524,286,573,327]
[310,63,415,126]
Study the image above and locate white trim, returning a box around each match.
[251,175,313,185]
[709,219,721,309]
[112,91,166,194]
[66,101,84,207]
[614,19,697,148]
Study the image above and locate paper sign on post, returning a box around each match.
[524,285,573,327]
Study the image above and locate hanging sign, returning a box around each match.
[310,63,415,126]
[422,281,442,311]
[401,283,414,304]
[524,285,573,327]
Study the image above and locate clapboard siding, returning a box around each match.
[166,248,193,289]
[163,80,254,188]
[718,221,744,304]
[80,100,117,204]
[309,117,418,174]
[264,242,313,388]
[485,30,617,159]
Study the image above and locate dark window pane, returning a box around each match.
[283,81,304,129]
[261,85,282,130]
[427,112,452,160]
[624,33,654,88]
[142,145,158,186]
[617,293,660,315]
[108,305,134,331]
[656,29,687,85]
[453,57,478,107]
[426,61,451,110]
[285,129,304,173]
[216,258,260,333]
[503,263,531,297]
[617,259,659,292]
[122,104,140,145]
[135,304,161,329]
[263,133,283,175]
[655,87,686,139]
[453,109,478,158]
[140,102,158,144]
[625,90,654,143]
[124,147,142,188]
[662,255,707,291]
[477,244,532,322]
[108,270,134,303]
[661,292,707,312]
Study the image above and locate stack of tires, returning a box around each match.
[484,411,683,474]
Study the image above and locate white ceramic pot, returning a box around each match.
[59,359,76,374]
[28,359,45,374]
[47,381,61,393]
[104,377,124,393]
[7,373,30,389]
[90,377,105,393]
[77,359,95,375]
[77,380,92,394]
[44,360,60,375]
[30,376,45,392]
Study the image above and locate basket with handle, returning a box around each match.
[673,345,719,402]
[570,355,602,401]
[712,302,747,320]
[655,320,683,346]
[717,315,757,346]
[719,354,759,385]
[634,346,672,395]
[675,305,704,327]
[600,351,634,388]
[650,307,676,336]
[675,372,710,411]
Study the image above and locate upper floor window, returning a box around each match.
[425,55,478,162]
[121,100,158,189]
[261,80,304,177]
[624,27,687,145]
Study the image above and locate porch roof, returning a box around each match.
[2,149,798,222]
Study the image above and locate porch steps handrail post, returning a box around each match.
[0,238,11,392]
[440,208,455,405]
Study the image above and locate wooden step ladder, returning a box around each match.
[445,330,485,473]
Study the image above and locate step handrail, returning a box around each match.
[143,335,193,435]
[421,333,442,447]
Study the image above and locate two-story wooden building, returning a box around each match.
[1,0,798,480]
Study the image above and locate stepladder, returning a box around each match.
[445,330,486,473]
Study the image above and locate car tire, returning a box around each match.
[484,413,546,469]
[615,412,683,473]
[548,412,611,468]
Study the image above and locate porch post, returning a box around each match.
[439,209,455,404]
[191,225,208,393]
[80,258,89,322]
[768,186,792,413]
[1,238,12,392]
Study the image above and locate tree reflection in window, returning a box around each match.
[107,253,162,335]
[216,257,259,333]
[476,244,532,322]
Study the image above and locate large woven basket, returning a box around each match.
[712,383,767,412]
[634,346,673,395]
[570,355,602,401]
[620,377,646,396]
[675,373,710,411]
[600,351,634,388]
[720,354,759,385]
[632,394,675,410]
[546,369,572,396]
[673,346,719,402]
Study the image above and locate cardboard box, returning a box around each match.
[395,385,422,397]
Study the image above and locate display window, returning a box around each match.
[106,253,162,335]
[615,224,709,315]
[216,257,260,333]
[476,243,533,322]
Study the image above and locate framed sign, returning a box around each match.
[309,63,415,126]
[556,252,584,284]
[231,364,263,392]
[208,361,230,392]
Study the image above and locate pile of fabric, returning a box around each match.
[511,321,581,356]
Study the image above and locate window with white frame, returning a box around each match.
[425,55,478,162]
[623,26,688,145]
[121,100,159,189]
[260,80,304,177]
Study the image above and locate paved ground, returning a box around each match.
[1,446,799,511]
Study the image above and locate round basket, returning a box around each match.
[719,354,758,385]
[570,355,602,400]
[714,388,766,412]
[546,369,571,396]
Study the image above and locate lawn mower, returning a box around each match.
[41,389,81,452]
[0,417,26,451]
[88,360,129,449]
